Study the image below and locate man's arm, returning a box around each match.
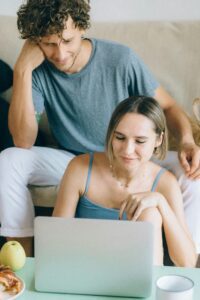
[9,40,45,148]
[154,86,200,179]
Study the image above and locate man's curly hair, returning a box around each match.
[17,0,91,41]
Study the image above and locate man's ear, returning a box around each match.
[80,28,86,38]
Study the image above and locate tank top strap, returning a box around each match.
[151,168,166,192]
[83,152,94,196]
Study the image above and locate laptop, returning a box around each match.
[34,216,154,298]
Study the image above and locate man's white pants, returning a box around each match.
[0,147,199,252]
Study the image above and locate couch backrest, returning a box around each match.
[87,21,200,116]
[1,15,199,116]
[0,16,23,68]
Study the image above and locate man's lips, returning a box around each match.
[55,60,68,65]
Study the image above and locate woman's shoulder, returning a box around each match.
[64,154,94,195]
[150,162,178,186]
[68,152,106,170]
[154,165,180,194]
[158,167,177,182]
[68,153,91,170]
[150,161,174,177]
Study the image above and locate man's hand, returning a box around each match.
[15,40,45,73]
[154,87,200,180]
[178,143,200,180]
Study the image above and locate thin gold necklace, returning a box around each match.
[109,164,130,188]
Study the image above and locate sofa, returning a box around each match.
[0,15,200,208]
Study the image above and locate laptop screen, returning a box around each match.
[34,217,154,297]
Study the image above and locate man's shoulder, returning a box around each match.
[93,38,132,56]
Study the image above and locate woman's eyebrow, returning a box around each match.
[114,131,148,139]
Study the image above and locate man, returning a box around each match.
[0,0,200,256]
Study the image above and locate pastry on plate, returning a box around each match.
[0,265,22,296]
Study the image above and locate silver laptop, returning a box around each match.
[34,216,154,298]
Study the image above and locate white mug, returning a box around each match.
[156,275,194,300]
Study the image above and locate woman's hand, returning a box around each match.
[119,192,164,221]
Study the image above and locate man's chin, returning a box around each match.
[49,60,67,70]
[54,64,69,72]
[56,64,66,71]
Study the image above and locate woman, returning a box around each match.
[53,96,197,266]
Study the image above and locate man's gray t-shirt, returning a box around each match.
[32,38,159,153]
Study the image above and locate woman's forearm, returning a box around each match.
[158,195,197,267]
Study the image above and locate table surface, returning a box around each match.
[16,258,200,299]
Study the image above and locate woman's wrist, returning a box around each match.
[155,192,167,214]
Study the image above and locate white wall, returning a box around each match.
[91,0,200,21]
[0,0,21,16]
[0,0,200,21]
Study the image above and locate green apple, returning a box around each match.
[0,241,26,271]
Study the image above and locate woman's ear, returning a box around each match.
[155,132,164,148]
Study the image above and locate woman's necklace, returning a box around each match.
[109,164,130,188]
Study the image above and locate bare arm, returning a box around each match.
[119,172,197,267]
[157,172,197,267]
[154,87,200,178]
[53,155,88,218]
[154,86,194,144]
[9,40,45,148]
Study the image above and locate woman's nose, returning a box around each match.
[123,141,135,154]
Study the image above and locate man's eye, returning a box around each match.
[136,140,146,144]
[63,39,71,44]
[44,43,54,47]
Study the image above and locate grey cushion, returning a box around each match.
[29,185,59,207]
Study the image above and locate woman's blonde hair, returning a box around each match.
[105,96,168,163]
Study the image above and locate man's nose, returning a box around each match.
[53,44,67,61]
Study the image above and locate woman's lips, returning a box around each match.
[121,156,138,162]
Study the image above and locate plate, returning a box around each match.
[0,276,25,300]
